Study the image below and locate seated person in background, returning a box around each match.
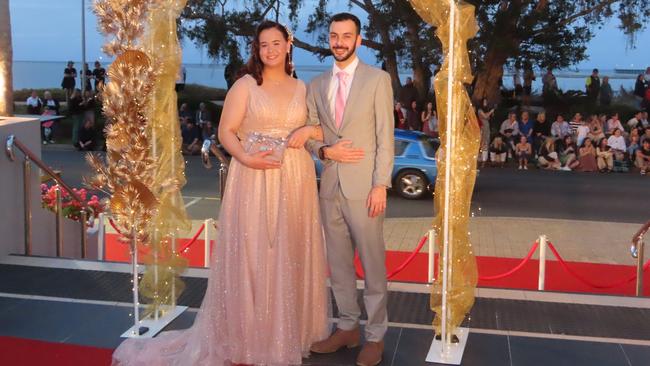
[641,126,650,144]
[559,135,580,171]
[551,114,570,140]
[538,137,561,170]
[489,136,508,168]
[577,138,598,172]
[569,112,583,136]
[515,135,532,170]
[640,112,649,129]
[202,121,216,141]
[195,102,212,127]
[181,119,201,155]
[607,128,627,162]
[636,139,650,175]
[26,91,43,114]
[178,103,193,126]
[588,115,605,142]
[576,118,591,147]
[626,111,643,131]
[606,113,625,136]
[596,138,614,172]
[75,119,96,151]
[500,112,520,158]
[41,91,60,144]
[628,134,640,158]
[532,112,550,156]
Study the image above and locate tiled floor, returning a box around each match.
[1,296,649,365]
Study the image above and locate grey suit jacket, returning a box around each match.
[306,61,394,200]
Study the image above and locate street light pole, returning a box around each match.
[81,0,87,92]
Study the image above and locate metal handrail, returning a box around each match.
[5,134,89,258]
[631,220,649,297]
[201,139,229,200]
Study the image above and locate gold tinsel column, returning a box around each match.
[90,0,191,317]
[409,0,480,336]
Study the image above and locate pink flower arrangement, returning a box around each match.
[40,184,105,222]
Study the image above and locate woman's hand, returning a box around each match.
[287,126,317,148]
[241,150,281,170]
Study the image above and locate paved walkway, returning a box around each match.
[105,216,643,266]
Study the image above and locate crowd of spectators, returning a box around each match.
[480,109,650,175]
[179,102,216,155]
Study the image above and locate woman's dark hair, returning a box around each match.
[331,12,361,34]
[598,137,608,148]
[237,21,293,86]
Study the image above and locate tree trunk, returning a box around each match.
[404,20,430,100]
[471,47,509,106]
[0,0,13,116]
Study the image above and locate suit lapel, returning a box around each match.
[339,62,366,131]
[319,71,335,129]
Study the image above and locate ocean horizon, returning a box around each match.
[10,60,641,95]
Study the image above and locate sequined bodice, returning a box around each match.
[238,74,307,139]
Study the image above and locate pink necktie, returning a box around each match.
[335,71,348,128]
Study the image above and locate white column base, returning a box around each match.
[425,327,469,365]
[121,305,188,338]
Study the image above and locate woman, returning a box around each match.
[577,138,598,172]
[75,119,96,151]
[68,89,84,145]
[489,136,507,167]
[599,76,613,106]
[515,135,532,170]
[112,21,328,366]
[597,137,614,172]
[477,98,494,165]
[607,128,627,163]
[606,113,624,136]
[559,135,580,170]
[538,137,561,170]
[406,100,421,131]
[394,102,406,129]
[421,102,438,137]
[41,91,60,144]
[588,115,605,142]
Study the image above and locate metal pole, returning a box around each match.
[636,234,645,297]
[23,157,32,255]
[80,210,88,258]
[204,219,211,268]
[171,234,177,308]
[97,213,105,260]
[219,164,227,200]
[427,229,435,283]
[131,227,140,335]
[55,186,63,257]
[538,235,547,291]
[81,0,87,92]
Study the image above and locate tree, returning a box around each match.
[0,0,13,116]
[180,0,649,105]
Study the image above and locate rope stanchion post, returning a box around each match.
[130,227,140,336]
[171,233,177,308]
[97,213,105,261]
[203,219,211,268]
[634,233,645,297]
[538,235,547,291]
[427,229,436,283]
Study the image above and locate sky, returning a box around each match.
[7,0,650,70]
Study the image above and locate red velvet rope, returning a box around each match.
[547,242,650,289]
[177,224,206,254]
[355,234,428,280]
[479,241,540,281]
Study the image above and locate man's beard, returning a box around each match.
[331,42,357,62]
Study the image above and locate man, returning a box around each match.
[399,76,419,107]
[305,13,394,366]
[181,119,201,155]
[178,103,192,126]
[542,68,557,95]
[25,90,42,114]
[195,102,212,127]
[551,114,570,140]
[585,68,600,102]
[92,61,106,91]
[627,111,643,130]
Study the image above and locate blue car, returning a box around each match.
[313,129,439,200]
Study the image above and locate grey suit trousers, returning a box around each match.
[320,185,388,342]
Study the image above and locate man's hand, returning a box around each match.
[366,186,387,218]
[324,139,364,163]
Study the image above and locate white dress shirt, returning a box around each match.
[328,56,360,121]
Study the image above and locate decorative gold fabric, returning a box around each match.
[409,0,480,336]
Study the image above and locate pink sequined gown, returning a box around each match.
[112,75,329,365]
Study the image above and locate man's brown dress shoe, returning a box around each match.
[356,340,384,366]
[310,327,361,354]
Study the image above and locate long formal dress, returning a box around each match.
[112,74,329,365]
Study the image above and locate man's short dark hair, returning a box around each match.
[330,12,361,35]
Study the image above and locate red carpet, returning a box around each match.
[105,233,649,296]
[0,336,112,366]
